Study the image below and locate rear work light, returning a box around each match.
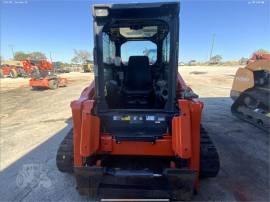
[94,8,109,17]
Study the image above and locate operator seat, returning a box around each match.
[123,56,153,107]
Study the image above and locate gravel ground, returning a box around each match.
[0,67,269,201]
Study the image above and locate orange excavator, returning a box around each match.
[56,2,220,200]
[28,59,67,90]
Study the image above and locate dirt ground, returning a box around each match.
[0,66,269,201]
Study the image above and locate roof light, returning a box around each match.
[95,8,108,17]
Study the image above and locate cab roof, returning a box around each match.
[92,2,180,19]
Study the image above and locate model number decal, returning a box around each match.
[146,116,155,121]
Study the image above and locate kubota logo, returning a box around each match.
[16,164,52,189]
[235,76,250,82]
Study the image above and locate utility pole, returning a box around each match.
[209,34,216,61]
[8,44,15,58]
[49,51,55,74]
[49,51,53,62]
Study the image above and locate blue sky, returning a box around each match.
[1,0,270,62]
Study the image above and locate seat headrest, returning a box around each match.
[128,56,149,66]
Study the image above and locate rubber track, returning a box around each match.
[56,128,74,173]
[200,126,220,178]
[231,87,270,132]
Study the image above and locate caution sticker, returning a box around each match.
[121,116,131,121]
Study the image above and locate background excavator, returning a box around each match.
[230,52,270,132]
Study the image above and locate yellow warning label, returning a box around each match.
[121,116,130,121]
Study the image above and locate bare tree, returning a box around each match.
[210,55,222,64]
[28,52,47,60]
[14,51,46,61]
[14,51,29,61]
[254,49,269,54]
[239,57,248,65]
[71,49,91,64]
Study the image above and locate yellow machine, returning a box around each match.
[83,60,93,72]
[230,53,270,132]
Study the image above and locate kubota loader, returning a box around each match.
[231,52,270,132]
[56,2,220,200]
[28,59,67,90]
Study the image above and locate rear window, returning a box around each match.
[121,41,157,64]
[119,26,157,38]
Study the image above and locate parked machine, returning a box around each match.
[231,52,270,132]
[56,2,220,200]
[0,64,18,78]
[0,60,53,78]
[0,60,26,78]
[28,59,67,90]
[83,60,94,72]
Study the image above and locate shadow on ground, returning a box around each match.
[0,121,88,201]
[0,97,269,201]
[194,97,269,201]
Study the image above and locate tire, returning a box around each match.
[9,69,18,78]
[32,86,39,90]
[0,69,4,78]
[48,79,58,90]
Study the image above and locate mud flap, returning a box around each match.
[74,167,196,201]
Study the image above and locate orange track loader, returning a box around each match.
[56,2,219,200]
[27,59,67,90]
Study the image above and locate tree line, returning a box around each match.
[187,49,269,65]
[10,49,92,64]
[2,48,269,66]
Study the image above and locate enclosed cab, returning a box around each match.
[94,2,180,143]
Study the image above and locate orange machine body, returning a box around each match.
[1,65,17,76]
[23,59,53,74]
[27,59,67,89]
[29,77,67,89]
[71,73,203,187]
[29,77,50,88]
